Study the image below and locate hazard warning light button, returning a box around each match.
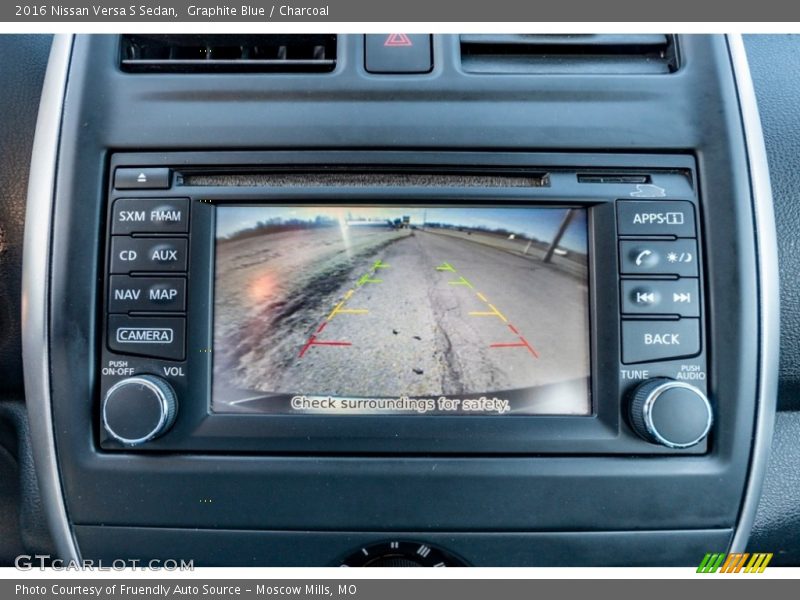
[365,34,432,74]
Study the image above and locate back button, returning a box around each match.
[622,318,700,364]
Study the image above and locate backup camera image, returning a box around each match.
[212,205,591,415]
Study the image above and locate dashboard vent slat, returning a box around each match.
[120,34,337,73]
[460,34,678,75]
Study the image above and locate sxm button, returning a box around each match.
[108,316,185,360]
[622,319,700,364]
[112,198,189,234]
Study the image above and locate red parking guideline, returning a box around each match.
[298,334,352,358]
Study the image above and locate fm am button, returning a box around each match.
[622,319,700,364]
[617,200,696,237]
[112,198,189,234]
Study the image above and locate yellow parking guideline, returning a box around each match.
[327,301,368,321]
[468,303,508,323]
[326,301,345,321]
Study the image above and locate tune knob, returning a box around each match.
[629,378,712,449]
[102,375,177,446]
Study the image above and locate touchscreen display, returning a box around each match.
[212,206,591,415]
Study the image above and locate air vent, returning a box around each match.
[460,34,678,75]
[120,34,337,73]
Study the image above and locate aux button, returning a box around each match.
[110,238,188,273]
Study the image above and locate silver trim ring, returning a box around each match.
[641,381,713,449]
[21,34,78,562]
[727,34,780,553]
[102,376,173,446]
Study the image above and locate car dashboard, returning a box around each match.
[0,33,797,567]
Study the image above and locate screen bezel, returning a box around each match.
[183,188,618,454]
[100,151,704,454]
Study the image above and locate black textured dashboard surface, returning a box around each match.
[0,34,51,395]
[0,33,796,564]
[51,35,758,567]
[0,34,54,563]
[745,34,800,410]
[745,34,800,564]
[747,411,800,565]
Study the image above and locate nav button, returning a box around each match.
[108,276,186,313]
[622,319,700,364]
[108,316,185,360]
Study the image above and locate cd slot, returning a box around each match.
[178,169,550,188]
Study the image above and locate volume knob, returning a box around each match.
[629,378,712,449]
[102,375,177,446]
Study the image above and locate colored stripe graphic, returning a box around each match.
[720,553,746,573]
[697,552,773,573]
[697,553,726,573]
[744,553,773,573]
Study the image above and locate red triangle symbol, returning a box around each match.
[384,34,413,47]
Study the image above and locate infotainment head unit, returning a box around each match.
[211,206,591,416]
[98,151,709,455]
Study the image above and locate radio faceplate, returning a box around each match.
[99,152,707,454]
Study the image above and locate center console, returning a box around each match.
[99,153,710,455]
[22,34,776,566]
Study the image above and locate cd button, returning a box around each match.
[619,239,698,277]
[110,237,188,273]
[108,315,185,360]
[622,319,700,364]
